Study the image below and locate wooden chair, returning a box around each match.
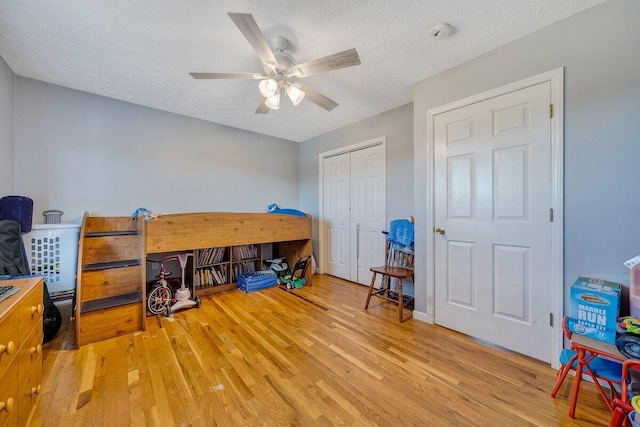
[364,230,415,322]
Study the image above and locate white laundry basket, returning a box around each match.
[22,223,81,297]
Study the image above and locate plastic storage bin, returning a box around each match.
[237,270,277,293]
[22,223,81,296]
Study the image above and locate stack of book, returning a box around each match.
[194,266,227,287]
[232,245,258,260]
[197,247,226,266]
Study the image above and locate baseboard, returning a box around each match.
[412,310,434,324]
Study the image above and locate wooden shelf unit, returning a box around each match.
[194,244,263,295]
[144,212,312,297]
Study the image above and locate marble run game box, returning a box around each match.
[569,277,622,344]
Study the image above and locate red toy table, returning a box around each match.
[566,334,625,418]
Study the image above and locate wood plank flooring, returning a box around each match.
[34,274,612,426]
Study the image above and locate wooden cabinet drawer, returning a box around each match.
[0,359,17,427]
[18,320,43,386]
[17,282,43,345]
[17,355,41,427]
[0,308,19,380]
[0,278,42,427]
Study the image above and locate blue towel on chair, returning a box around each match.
[388,219,414,247]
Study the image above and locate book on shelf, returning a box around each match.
[232,244,258,261]
[212,268,222,284]
[216,266,227,283]
[197,247,227,266]
[194,265,229,286]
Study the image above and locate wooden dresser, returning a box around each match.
[0,277,43,427]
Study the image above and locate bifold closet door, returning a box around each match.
[350,145,386,285]
[323,152,350,279]
[323,144,385,284]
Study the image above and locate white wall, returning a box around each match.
[13,77,300,224]
[299,102,414,256]
[0,55,14,195]
[413,0,640,315]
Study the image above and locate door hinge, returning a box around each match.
[549,313,554,327]
[549,103,553,118]
[549,208,554,222]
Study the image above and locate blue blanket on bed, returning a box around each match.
[267,203,307,217]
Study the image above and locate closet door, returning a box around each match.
[321,141,386,283]
[350,144,386,285]
[323,153,350,279]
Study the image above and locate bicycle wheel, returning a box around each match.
[147,286,172,315]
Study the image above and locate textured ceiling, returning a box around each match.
[0,0,605,142]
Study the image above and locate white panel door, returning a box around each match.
[434,82,552,362]
[350,144,386,285]
[323,153,350,279]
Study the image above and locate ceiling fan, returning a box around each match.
[190,13,361,113]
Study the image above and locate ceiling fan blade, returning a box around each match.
[228,13,279,68]
[190,72,263,79]
[290,48,360,78]
[255,97,269,114]
[296,83,338,111]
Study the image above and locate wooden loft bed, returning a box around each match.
[145,212,311,253]
[144,212,313,294]
[74,211,312,346]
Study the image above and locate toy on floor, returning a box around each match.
[263,257,290,284]
[166,253,200,315]
[281,255,311,290]
[147,254,200,316]
[147,261,173,315]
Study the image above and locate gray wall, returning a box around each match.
[299,102,414,256]
[13,77,300,223]
[0,55,14,195]
[413,0,640,314]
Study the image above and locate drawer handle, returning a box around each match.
[29,385,41,396]
[31,304,43,315]
[0,397,14,412]
[30,344,43,355]
[0,341,15,355]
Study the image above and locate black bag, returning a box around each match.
[0,219,29,276]
[0,219,61,343]
[42,281,62,343]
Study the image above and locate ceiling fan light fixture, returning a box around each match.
[265,92,280,110]
[259,78,278,98]
[286,84,305,106]
[190,13,360,114]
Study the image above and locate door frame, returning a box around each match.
[420,68,564,368]
[317,136,386,275]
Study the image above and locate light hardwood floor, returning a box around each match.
[35,274,612,426]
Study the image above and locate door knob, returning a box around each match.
[434,227,445,235]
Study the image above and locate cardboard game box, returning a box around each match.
[568,277,622,344]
